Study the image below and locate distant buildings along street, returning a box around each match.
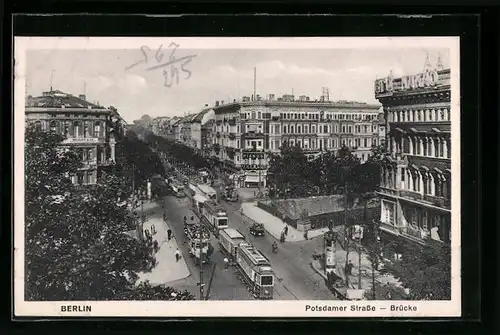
[374,55,451,245]
[157,93,383,189]
[25,89,125,185]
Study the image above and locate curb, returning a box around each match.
[310,261,327,280]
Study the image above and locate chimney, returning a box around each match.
[215,101,219,107]
[268,94,275,101]
[79,94,86,101]
[233,99,236,102]
[221,100,224,105]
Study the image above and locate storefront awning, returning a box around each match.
[433,167,443,174]
[420,165,430,171]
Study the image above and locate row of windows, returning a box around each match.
[388,108,450,123]
[70,170,97,185]
[32,120,105,138]
[381,167,451,199]
[392,136,450,159]
[240,111,378,121]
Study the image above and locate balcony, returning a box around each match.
[378,186,399,197]
[243,131,265,139]
[242,152,265,160]
[423,194,451,209]
[228,118,237,126]
[400,190,423,201]
[228,133,237,140]
[241,164,268,170]
[98,158,115,166]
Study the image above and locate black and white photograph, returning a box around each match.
[14,36,460,317]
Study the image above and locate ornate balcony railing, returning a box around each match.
[241,164,268,170]
[242,152,265,160]
[400,190,423,201]
[423,194,451,209]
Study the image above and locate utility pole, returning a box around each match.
[358,240,362,289]
[343,168,350,288]
[199,225,204,300]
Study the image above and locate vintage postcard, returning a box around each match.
[14,36,461,317]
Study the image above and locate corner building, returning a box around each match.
[210,96,381,188]
[374,64,452,244]
[25,90,123,185]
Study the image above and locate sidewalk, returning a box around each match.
[135,217,190,285]
[241,202,329,242]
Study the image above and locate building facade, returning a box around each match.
[25,90,123,185]
[374,60,451,244]
[210,96,381,188]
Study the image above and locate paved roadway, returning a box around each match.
[156,155,336,300]
[219,197,336,300]
[161,195,254,300]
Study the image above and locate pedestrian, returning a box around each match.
[346,260,353,276]
[224,257,229,270]
[284,225,289,236]
[167,228,172,241]
[151,225,156,235]
[280,232,285,243]
[175,248,181,262]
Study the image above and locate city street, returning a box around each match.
[219,198,336,300]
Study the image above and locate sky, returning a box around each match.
[25,43,451,123]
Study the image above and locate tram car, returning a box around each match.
[235,242,275,300]
[184,221,211,265]
[191,193,208,217]
[197,183,217,201]
[171,183,186,198]
[219,228,246,263]
[200,200,229,237]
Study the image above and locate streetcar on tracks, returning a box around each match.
[219,228,246,263]
[184,220,211,265]
[171,183,186,198]
[197,183,217,201]
[201,200,229,237]
[235,242,275,300]
[191,194,229,237]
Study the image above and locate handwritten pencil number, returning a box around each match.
[163,67,179,88]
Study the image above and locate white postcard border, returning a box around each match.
[14,36,461,318]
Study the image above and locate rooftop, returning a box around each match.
[26,89,107,110]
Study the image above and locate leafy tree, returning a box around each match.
[380,239,451,300]
[24,126,194,301]
[115,130,165,189]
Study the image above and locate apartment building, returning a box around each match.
[209,95,381,188]
[375,56,451,244]
[25,89,124,185]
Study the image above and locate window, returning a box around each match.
[84,123,90,137]
[312,125,316,133]
[342,126,346,133]
[363,138,367,147]
[373,139,377,146]
[274,124,280,134]
[283,126,287,134]
[50,121,58,133]
[324,125,328,133]
[304,125,309,133]
[258,112,261,119]
[439,140,444,157]
[290,126,294,133]
[382,201,395,226]
[297,126,302,134]
[74,121,82,137]
[258,141,262,147]
[34,121,42,131]
[237,140,240,148]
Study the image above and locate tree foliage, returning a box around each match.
[24,126,195,301]
[267,144,384,199]
[380,239,451,300]
[144,133,209,171]
[115,130,165,189]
